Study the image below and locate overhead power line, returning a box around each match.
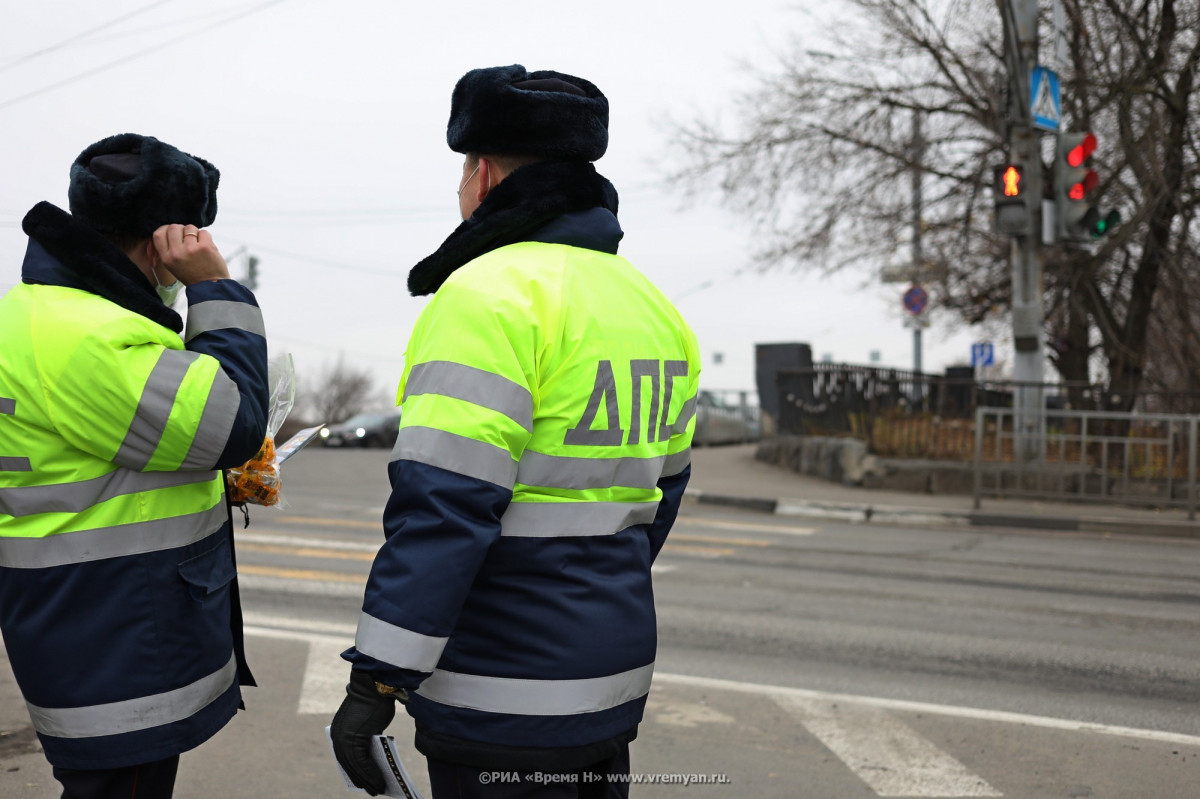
[234,243,406,278]
[0,0,290,113]
[0,0,175,75]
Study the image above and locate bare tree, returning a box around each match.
[668,0,1200,410]
[296,353,383,425]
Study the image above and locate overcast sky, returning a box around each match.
[0,0,984,409]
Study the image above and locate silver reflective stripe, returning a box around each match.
[0,398,30,472]
[184,300,266,343]
[116,351,202,470]
[0,501,226,569]
[415,662,655,716]
[404,361,533,432]
[661,449,691,478]
[355,612,448,673]
[0,468,214,519]
[673,396,697,435]
[517,451,664,490]
[500,500,658,538]
[180,369,241,469]
[390,426,516,488]
[26,654,237,739]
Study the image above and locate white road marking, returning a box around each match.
[243,616,355,715]
[244,612,355,638]
[244,618,1200,749]
[245,618,1200,799]
[653,672,1200,747]
[239,531,682,572]
[780,696,1001,797]
[299,639,353,714]
[238,531,380,552]
[679,518,815,536]
[238,573,367,598]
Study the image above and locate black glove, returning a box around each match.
[330,669,405,796]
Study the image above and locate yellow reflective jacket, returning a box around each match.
[0,205,268,769]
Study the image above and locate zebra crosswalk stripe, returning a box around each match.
[778,695,1002,797]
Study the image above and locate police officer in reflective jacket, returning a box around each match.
[0,134,269,799]
[330,65,701,798]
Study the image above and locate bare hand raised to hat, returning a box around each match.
[151,224,230,285]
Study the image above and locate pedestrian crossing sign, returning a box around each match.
[1030,67,1061,133]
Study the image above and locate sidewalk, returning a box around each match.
[685,444,1200,539]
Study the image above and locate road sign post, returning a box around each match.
[903,284,929,402]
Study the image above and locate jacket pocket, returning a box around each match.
[177,537,236,603]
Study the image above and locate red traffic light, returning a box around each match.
[993,163,1025,202]
[1068,170,1098,200]
[1002,166,1022,197]
[992,162,1031,235]
[1067,132,1097,167]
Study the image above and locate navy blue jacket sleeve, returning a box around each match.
[342,458,510,688]
[646,465,690,562]
[182,280,269,468]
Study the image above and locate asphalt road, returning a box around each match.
[2,447,1199,798]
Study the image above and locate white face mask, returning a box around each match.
[154,268,183,306]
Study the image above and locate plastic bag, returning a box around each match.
[227,353,298,507]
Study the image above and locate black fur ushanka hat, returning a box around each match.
[68,133,219,237]
[447,65,609,161]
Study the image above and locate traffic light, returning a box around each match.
[992,162,1031,236]
[1055,132,1120,242]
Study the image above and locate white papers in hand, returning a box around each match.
[325,726,424,799]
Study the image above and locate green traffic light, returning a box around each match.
[1091,209,1121,239]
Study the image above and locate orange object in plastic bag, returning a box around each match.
[226,354,294,507]
[227,437,281,506]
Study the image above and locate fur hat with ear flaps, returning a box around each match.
[447,65,609,161]
[68,133,219,237]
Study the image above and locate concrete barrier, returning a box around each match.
[756,436,974,494]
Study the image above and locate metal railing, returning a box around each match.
[693,389,761,446]
[973,407,1199,519]
[774,364,1200,461]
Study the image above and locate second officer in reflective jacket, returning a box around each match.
[330,65,701,797]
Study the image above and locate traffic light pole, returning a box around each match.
[999,0,1045,460]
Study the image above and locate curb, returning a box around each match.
[685,489,1200,539]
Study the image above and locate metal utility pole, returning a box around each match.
[912,111,925,378]
[998,0,1045,459]
[884,112,932,383]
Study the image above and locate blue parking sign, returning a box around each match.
[971,343,995,368]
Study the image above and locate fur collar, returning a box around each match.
[21,202,183,332]
[408,160,621,296]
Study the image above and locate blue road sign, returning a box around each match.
[1030,66,1061,133]
[903,285,928,315]
[971,342,995,368]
